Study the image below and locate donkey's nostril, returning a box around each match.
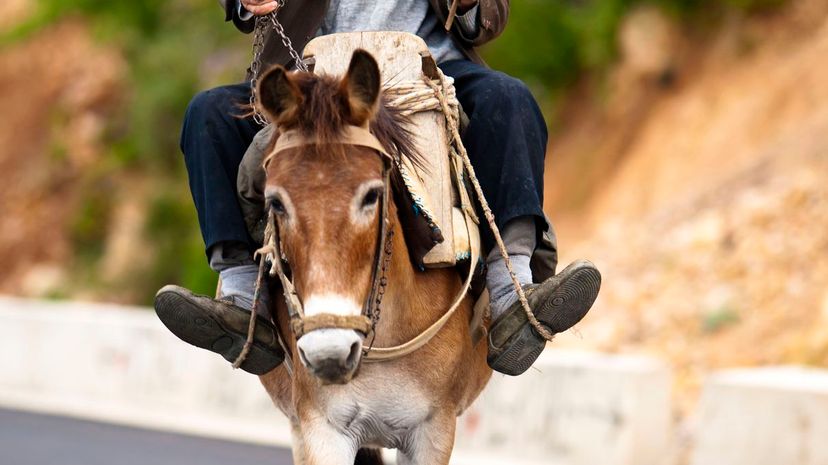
[346,341,361,367]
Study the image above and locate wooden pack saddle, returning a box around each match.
[302,32,481,269]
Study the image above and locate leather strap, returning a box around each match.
[292,314,373,339]
[264,126,392,168]
[363,208,479,362]
[364,163,392,329]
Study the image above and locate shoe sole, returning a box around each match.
[154,287,283,375]
[488,260,602,376]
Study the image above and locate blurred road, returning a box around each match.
[0,408,293,465]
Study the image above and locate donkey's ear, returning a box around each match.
[341,49,381,125]
[257,66,303,125]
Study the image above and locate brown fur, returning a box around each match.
[256,51,492,465]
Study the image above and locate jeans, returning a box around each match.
[181,59,549,260]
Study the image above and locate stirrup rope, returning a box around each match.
[421,72,556,343]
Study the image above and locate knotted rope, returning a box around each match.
[232,211,277,370]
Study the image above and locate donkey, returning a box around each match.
[254,49,492,464]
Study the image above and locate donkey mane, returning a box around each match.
[279,72,424,171]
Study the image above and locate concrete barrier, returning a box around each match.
[456,350,674,465]
[0,297,292,446]
[690,367,828,465]
[0,297,675,464]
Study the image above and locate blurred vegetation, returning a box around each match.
[483,0,785,107]
[0,0,785,304]
[2,0,251,302]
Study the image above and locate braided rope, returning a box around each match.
[232,242,269,369]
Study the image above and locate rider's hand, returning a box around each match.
[241,0,280,16]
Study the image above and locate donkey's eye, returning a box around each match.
[268,197,286,215]
[361,188,381,208]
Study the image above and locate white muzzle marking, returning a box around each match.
[303,294,362,317]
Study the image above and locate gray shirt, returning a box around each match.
[239,0,478,64]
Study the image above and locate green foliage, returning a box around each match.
[702,305,741,333]
[144,191,218,303]
[3,0,248,301]
[70,181,114,264]
[482,0,788,104]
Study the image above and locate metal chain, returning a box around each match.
[248,1,309,126]
[366,227,394,352]
[266,9,308,73]
[249,14,269,126]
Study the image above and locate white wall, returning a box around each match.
[456,351,674,465]
[691,367,828,465]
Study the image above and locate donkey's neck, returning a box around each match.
[372,213,465,347]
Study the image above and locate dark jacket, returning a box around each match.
[217,0,509,71]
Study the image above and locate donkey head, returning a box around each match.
[258,51,388,384]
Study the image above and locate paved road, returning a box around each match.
[0,408,293,465]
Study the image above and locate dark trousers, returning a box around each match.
[181,60,548,256]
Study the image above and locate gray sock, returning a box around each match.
[210,243,269,318]
[486,217,537,320]
[218,265,271,319]
[487,255,533,320]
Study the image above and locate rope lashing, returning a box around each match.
[382,75,460,116]
[232,240,269,369]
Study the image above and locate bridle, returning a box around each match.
[259,124,480,365]
[261,125,395,351]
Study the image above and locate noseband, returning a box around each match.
[262,125,394,347]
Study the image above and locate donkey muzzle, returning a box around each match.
[297,328,363,384]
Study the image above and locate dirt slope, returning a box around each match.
[548,0,828,406]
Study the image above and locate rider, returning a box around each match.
[155,0,601,376]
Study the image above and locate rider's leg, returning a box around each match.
[438,60,547,317]
[180,83,258,267]
[438,60,601,375]
[485,217,536,317]
[438,59,548,312]
[438,61,547,252]
[154,83,283,375]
